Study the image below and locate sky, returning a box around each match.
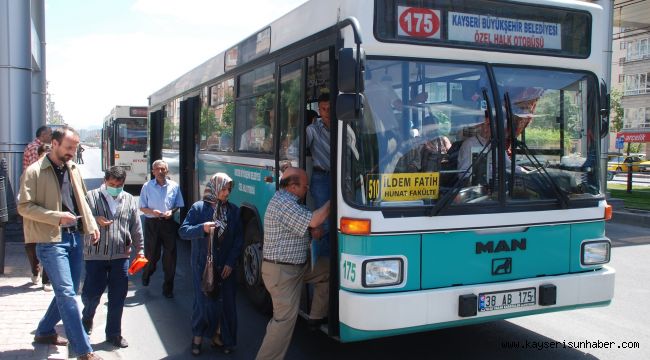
[45,0,308,129]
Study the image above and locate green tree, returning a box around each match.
[255,92,276,126]
[200,106,218,138]
[609,88,624,133]
[218,95,234,137]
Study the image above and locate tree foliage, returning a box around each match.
[609,88,624,133]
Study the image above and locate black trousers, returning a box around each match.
[143,218,179,293]
[25,243,50,284]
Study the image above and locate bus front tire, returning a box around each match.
[240,218,272,315]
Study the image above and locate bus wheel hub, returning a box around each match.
[243,243,262,286]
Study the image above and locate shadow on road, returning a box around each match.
[287,319,598,360]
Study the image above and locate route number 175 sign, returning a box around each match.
[397,6,441,39]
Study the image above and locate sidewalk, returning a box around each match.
[0,238,69,359]
[0,224,123,360]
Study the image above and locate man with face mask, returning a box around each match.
[81,166,144,349]
[18,126,101,360]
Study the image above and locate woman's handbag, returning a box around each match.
[201,228,219,298]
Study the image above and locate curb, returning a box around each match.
[607,197,650,228]
[611,210,650,228]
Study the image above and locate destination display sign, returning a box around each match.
[378,1,590,57]
[367,172,440,202]
[129,107,148,117]
[447,11,562,50]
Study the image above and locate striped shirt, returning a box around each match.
[263,190,312,264]
[306,119,330,171]
[84,187,144,260]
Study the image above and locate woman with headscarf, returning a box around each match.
[179,172,243,356]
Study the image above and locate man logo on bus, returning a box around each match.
[492,258,512,275]
[475,238,527,254]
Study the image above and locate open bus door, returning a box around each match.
[179,96,200,222]
[148,110,164,173]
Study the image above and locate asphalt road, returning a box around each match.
[78,148,648,359]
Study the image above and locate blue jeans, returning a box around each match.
[310,171,330,257]
[36,231,92,356]
[82,258,129,338]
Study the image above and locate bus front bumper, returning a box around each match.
[339,266,614,338]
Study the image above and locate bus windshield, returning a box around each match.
[342,59,601,211]
[115,118,147,152]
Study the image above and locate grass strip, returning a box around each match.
[608,184,650,211]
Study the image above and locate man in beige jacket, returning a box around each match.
[18,126,102,360]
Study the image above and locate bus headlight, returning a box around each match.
[581,240,611,266]
[363,258,403,287]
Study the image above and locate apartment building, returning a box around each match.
[614,0,650,155]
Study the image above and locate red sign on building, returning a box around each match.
[616,132,649,143]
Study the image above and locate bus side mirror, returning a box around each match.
[599,80,610,138]
[338,48,365,93]
[337,93,364,121]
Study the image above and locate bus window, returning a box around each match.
[116,118,147,152]
[345,60,496,207]
[279,60,303,167]
[493,67,601,200]
[203,78,234,152]
[236,63,275,154]
[163,99,181,151]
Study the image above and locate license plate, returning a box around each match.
[478,287,536,312]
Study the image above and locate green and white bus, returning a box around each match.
[148,0,615,342]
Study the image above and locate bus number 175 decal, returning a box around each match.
[343,260,357,282]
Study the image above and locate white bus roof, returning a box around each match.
[148,0,607,108]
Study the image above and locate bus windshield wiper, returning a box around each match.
[428,88,497,216]
[504,92,569,208]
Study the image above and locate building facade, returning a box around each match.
[613,0,650,156]
[0,0,46,218]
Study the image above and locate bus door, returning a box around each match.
[101,124,111,171]
[148,109,164,171]
[277,59,306,181]
[277,49,337,334]
[179,95,200,221]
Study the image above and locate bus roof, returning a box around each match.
[148,0,606,109]
[104,105,148,123]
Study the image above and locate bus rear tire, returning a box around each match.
[240,218,272,314]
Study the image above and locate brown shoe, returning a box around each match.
[77,352,103,360]
[34,334,68,346]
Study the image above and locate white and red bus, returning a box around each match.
[101,105,149,190]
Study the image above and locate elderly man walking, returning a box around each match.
[139,159,184,298]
